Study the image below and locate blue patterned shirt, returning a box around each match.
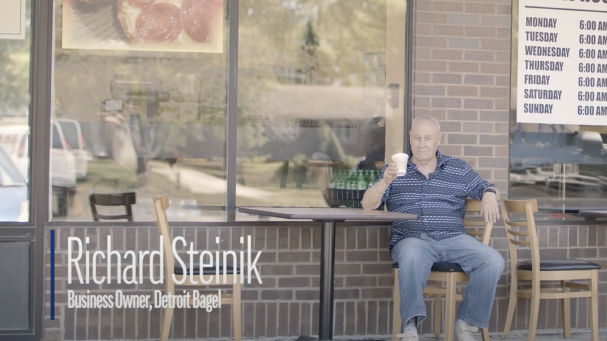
[380,151,493,249]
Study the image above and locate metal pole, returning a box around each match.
[226,0,239,221]
[404,0,414,153]
[31,0,54,339]
[319,220,336,340]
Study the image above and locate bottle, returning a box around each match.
[355,170,367,190]
[328,169,338,189]
[363,169,375,188]
[333,170,344,189]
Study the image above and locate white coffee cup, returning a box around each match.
[391,153,409,177]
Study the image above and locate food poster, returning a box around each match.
[62,0,223,53]
[0,0,26,40]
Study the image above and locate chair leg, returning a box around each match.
[590,270,599,341]
[481,327,490,341]
[527,280,541,341]
[444,274,457,341]
[233,282,242,341]
[561,281,571,338]
[160,306,174,341]
[392,269,401,341]
[503,275,518,338]
[433,295,441,340]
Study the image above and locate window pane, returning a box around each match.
[0,0,31,222]
[0,241,30,329]
[509,122,607,208]
[509,5,607,209]
[51,0,228,221]
[237,0,405,207]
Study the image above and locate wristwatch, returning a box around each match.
[483,188,496,195]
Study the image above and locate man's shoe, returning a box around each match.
[397,320,419,341]
[454,319,478,341]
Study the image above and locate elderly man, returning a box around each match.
[361,117,504,341]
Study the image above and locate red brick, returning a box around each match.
[465,3,495,14]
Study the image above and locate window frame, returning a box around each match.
[508,0,607,217]
[42,0,413,225]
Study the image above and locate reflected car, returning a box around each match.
[51,122,77,189]
[510,166,553,185]
[57,118,88,179]
[0,146,28,221]
[574,131,605,157]
[594,175,607,191]
[545,173,602,193]
[51,121,77,216]
[0,124,29,180]
[0,123,77,191]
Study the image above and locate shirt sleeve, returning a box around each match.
[463,163,493,200]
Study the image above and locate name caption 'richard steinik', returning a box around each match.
[63,234,262,311]
[67,235,262,285]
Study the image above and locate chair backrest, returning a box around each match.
[500,199,540,274]
[89,192,136,222]
[153,195,175,291]
[464,198,494,245]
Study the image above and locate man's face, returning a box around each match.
[409,119,441,162]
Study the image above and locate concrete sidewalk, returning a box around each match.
[289,329,607,341]
[414,328,606,340]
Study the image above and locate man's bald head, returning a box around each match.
[409,116,442,163]
[411,116,441,134]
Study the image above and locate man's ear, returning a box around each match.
[438,133,443,144]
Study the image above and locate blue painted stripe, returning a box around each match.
[50,229,55,320]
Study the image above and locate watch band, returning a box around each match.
[483,188,496,195]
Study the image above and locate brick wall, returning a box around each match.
[45,222,607,340]
[412,0,511,193]
[45,224,396,340]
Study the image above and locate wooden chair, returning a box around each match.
[392,199,492,341]
[153,195,241,341]
[89,191,136,222]
[501,199,600,341]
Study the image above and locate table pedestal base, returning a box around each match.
[319,220,336,340]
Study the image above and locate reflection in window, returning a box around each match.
[0,0,31,222]
[50,0,407,220]
[509,4,607,210]
[509,122,607,208]
[51,1,227,221]
[236,0,404,207]
[0,146,28,221]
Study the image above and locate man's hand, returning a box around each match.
[480,191,499,224]
[382,162,399,185]
[361,162,398,210]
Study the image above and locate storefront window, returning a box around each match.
[509,1,607,210]
[509,122,607,208]
[51,0,227,221]
[0,0,31,222]
[236,0,406,207]
[50,0,408,221]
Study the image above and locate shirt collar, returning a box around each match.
[408,150,447,168]
[436,151,447,169]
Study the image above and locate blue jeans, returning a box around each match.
[391,233,504,328]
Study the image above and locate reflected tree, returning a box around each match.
[51,0,388,173]
[0,39,31,116]
[298,19,320,84]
